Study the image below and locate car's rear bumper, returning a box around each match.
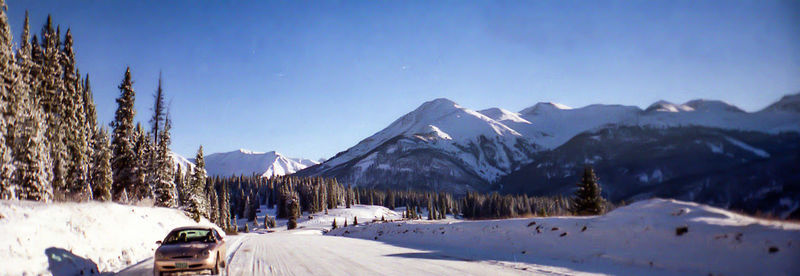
[154,256,215,273]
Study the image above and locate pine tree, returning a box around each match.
[218,179,231,230]
[90,127,112,201]
[186,145,207,221]
[38,15,68,201]
[207,183,219,224]
[131,123,151,201]
[149,72,165,154]
[61,28,89,201]
[82,75,97,182]
[0,0,15,199]
[153,114,176,207]
[110,68,137,202]
[345,185,351,208]
[175,165,185,205]
[7,8,52,201]
[572,166,605,216]
[287,196,299,230]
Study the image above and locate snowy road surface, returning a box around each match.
[117,231,583,276]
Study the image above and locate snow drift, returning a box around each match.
[0,200,221,275]
[328,198,800,276]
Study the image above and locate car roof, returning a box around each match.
[170,226,216,232]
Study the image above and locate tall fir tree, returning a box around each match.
[8,8,52,201]
[132,122,152,201]
[61,28,89,200]
[110,67,137,202]
[175,165,188,206]
[0,0,15,199]
[90,127,112,201]
[38,15,68,200]
[83,74,100,193]
[153,114,176,207]
[572,166,605,216]
[186,145,207,221]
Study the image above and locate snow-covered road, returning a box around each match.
[117,231,583,276]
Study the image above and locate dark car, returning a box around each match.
[153,226,227,275]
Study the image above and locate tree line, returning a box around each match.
[210,165,610,227]
[0,3,223,227]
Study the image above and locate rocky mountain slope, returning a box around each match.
[298,93,800,197]
[204,149,318,177]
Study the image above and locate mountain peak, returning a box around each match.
[204,150,312,177]
[479,107,530,124]
[416,98,459,111]
[683,99,744,113]
[645,100,694,113]
[762,92,800,113]
[519,102,572,115]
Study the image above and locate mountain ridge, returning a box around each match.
[297,93,800,195]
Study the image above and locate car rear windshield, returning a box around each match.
[163,229,214,244]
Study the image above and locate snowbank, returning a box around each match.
[298,204,403,230]
[235,204,403,234]
[328,199,800,275]
[0,200,221,275]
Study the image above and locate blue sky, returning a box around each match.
[6,0,800,160]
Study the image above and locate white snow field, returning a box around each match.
[328,199,800,276]
[4,199,798,275]
[0,200,221,275]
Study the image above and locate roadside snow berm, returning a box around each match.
[328,198,800,275]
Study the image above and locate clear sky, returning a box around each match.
[6,0,800,160]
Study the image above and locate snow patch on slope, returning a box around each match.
[169,151,195,173]
[204,149,317,177]
[723,137,770,158]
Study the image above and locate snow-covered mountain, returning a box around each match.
[169,151,196,174]
[298,98,538,192]
[297,93,800,194]
[204,149,319,177]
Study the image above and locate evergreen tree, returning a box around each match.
[7,8,52,201]
[207,182,219,224]
[61,28,89,201]
[149,72,165,153]
[175,165,186,205]
[153,114,175,207]
[345,185,351,208]
[82,74,97,183]
[131,123,151,201]
[287,196,299,230]
[38,15,68,201]
[0,0,15,199]
[572,166,605,216]
[110,68,137,202]
[186,145,207,221]
[90,127,112,201]
[218,179,231,230]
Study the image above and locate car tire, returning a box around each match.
[211,254,220,275]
